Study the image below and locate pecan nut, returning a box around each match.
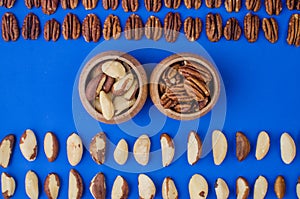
[159,61,211,114]
[62,13,81,40]
[41,0,59,15]
[164,12,182,42]
[1,12,19,42]
[286,0,300,9]
[44,18,60,41]
[245,0,260,11]
[103,14,121,40]
[244,12,260,43]
[223,17,241,41]
[206,0,221,8]
[145,15,162,41]
[225,0,241,12]
[122,0,138,11]
[82,0,97,9]
[287,13,300,47]
[206,13,222,42]
[262,17,278,43]
[103,0,118,10]
[22,13,40,40]
[82,14,101,42]
[145,0,161,11]
[0,0,15,8]
[184,0,201,8]
[164,0,181,8]
[124,14,144,40]
[184,16,202,41]
[265,0,282,15]
[61,0,78,9]
[25,0,40,8]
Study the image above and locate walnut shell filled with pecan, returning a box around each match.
[150,53,220,120]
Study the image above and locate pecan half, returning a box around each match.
[82,14,101,42]
[184,16,202,41]
[124,14,144,40]
[41,0,59,15]
[245,0,260,11]
[0,0,15,8]
[22,13,40,40]
[103,14,121,40]
[164,0,181,8]
[103,0,118,10]
[1,12,19,42]
[44,18,60,41]
[61,0,78,9]
[206,0,221,8]
[144,0,161,12]
[265,0,282,15]
[164,12,182,42]
[145,15,162,41]
[223,17,241,41]
[244,12,260,42]
[82,0,97,9]
[225,0,241,12]
[184,0,201,8]
[62,13,81,40]
[122,0,138,11]
[206,13,222,42]
[286,0,300,9]
[262,17,278,43]
[25,0,40,8]
[287,13,300,47]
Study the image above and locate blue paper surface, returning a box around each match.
[0,0,300,198]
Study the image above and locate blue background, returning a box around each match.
[0,0,300,198]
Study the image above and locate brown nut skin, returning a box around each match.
[90,173,106,199]
[44,173,60,199]
[236,131,250,161]
[43,132,59,162]
[274,175,285,199]
[89,132,106,165]
[0,134,15,168]
[236,177,250,199]
[68,169,83,199]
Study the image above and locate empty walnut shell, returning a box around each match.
[150,53,220,120]
[79,51,148,124]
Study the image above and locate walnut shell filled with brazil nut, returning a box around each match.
[150,53,220,120]
[79,51,147,124]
